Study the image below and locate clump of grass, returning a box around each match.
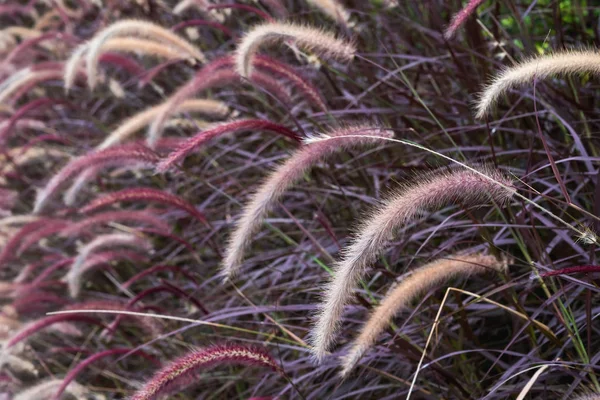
[311,167,515,361]
[221,124,393,281]
[130,344,281,400]
[475,50,600,119]
[340,253,508,377]
[235,21,356,78]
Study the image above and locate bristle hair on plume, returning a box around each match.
[475,50,600,119]
[235,21,356,78]
[340,253,507,377]
[221,124,393,281]
[84,20,206,89]
[310,167,515,361]
[66,232,152,298]
[130,344,280,400]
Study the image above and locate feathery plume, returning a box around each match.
[311,167,515,361]
[340,253,507,377]
[0,218,59,267]
[14,379,95,400]
[0,68,62,105]
[60,210,170,237]
[4,314,105,349]
[306,0,351,27]
[444,0,485,40]
[235,22,355,78]
[33,144,160,214]
[84,20,206,89]
[221,124,393,281]
[51,348,150,400]
[475,50,600,119]
[157,119,300,172]
[99,99,229,150]
[66,233,152,298]
[131,344,280,400]
[81,187,208,226]
[16,220,68,256]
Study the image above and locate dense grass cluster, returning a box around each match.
[1,0,600,399]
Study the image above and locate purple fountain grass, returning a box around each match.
[80,187,208,226]
[98,98,229,151]
[3,314,106,349]
[13,255,64,283]
[541,265,600,278]
[0,98,72,145]
[32,250,148,286]
[15,220,69,255]
[14,378,94,400]
[98,52,145,76]
[156,119,300,172]
[147,54,326,144]
[130,344,281,400]
[62,139,185,207]
[125,281,208,314]
[207,3,274,21]
[82,19,206,89]
[8,291,69,316]
[51,348,156,400]
[0,218,59,267]
[311,167,515,361]
[306,0,351,28]
[33,144,161,214]
[221,124,393,281]
[171,19,235,39]
[122,264,198,288]
[235,21,356,78]
[66,232,153,298]
[60,210,170,238]
[340,253,507,377]
[475,50,600,119]
[444,0,485,40]
[63,300,161,336]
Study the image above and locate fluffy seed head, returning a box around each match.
[221,124,393,281]
[310,167,515,361]
[235,21,355,78]
[14,379,95,400]
[340,253,507,377]
[131,344,280,400]
[84,19,206,89]
[306,0,351,27]
[475,50,600,119]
